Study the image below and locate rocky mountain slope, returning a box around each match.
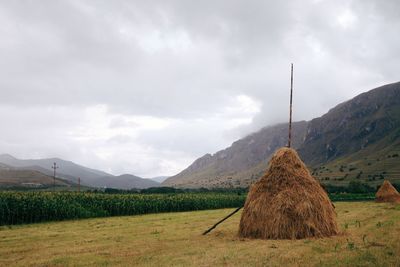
[163,82,400,188]
[299,82,400,165]
[164,121,308,188]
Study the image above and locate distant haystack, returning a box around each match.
[376,180,400,204]
[239,147,338,239]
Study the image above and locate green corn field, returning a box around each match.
[0,192,246,225]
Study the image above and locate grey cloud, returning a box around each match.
[0,0,399,176]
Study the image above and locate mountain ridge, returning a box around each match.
[0,154,160,189]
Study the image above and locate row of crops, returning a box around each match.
[0,192,246,225]
[0,191,375,225]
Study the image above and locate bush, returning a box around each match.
[324,181,375,194]
[347,181,375,194]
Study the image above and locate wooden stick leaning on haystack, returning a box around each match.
[202,207,242,235]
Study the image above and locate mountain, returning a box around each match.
[0,155,159,189]
[163,121,308,188]
[150,176,169,183]
[163,82,400,188]
[301,82,400,188]
[0,163,74,188]
[299,82,400,165]
[0,154,109,184]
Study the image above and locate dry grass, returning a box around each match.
[0,202,399,266]
[376,180,400,204]
[240,147,338,239]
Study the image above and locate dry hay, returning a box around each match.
[375,180,400,204]
[239,147,338,239]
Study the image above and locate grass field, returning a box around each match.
[0,202,399,266]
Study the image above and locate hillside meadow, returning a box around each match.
[0,202,399,266]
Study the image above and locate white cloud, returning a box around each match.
[337,9,357,29]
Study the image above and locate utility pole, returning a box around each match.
[78,177,81,192]
[52,162,59,192]
[288,63,294,148]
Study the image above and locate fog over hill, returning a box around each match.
[163,82,400,188]
[150,176,170,183]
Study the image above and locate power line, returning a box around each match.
[51,162,59,192]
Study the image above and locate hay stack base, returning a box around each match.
[239,147,338,240]
[376,180,400,204]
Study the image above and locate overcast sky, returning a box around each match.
[0,0,399,177]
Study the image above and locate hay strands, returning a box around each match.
[202,206,243,235]
[238,148,339,239]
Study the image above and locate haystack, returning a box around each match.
[375,180,400,204]
[239,147,338,239]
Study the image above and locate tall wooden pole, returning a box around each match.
[288,63,294,148]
